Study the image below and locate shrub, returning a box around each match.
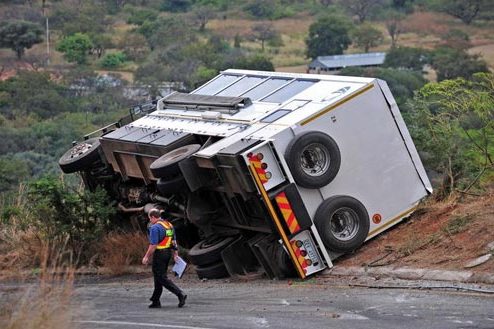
[100,52,127,68]
[430,47,488,81]
[126,7,158,26]
[26,176,115,264]
[407,73,494,197]
[383,47,431,71]
[244,0,276,19]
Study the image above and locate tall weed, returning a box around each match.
[98,231,148,275]
[0,243,77,329]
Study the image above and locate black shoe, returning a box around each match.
[149,301,161,308]
[178,294,187,308]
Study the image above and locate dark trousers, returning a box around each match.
[150,249,183,302]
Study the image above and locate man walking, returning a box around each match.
[142,208,187,308]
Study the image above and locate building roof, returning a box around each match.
[309,52,386,69]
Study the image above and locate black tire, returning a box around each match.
[156,176,187,195]
[196,261,229,279]
[314,196,370,253]
[285,132,340,189]
[59,138,102,174]
[150,144,201,178]
[188,236,236,267]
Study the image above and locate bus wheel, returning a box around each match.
[150,144,201,178]
[188,236,236,267]
[285,132,340,189]
[59,138,102,174]
[196,261,229,279]
[314,196,369,253]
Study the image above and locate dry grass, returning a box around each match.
[0,245,77,329]
[469,44,494,69]
[208,15,313,68]
[98,231,148,275]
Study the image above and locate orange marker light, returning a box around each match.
[372,213,382,224]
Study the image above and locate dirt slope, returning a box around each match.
[337,191,494,274]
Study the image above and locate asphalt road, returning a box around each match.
[73,273,494,329]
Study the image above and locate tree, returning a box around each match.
[50,1,108,36]
[0,156,29,193]
[160,0,192,12]
[244,0,276,19]
[119,32,149,61]
[384,10,406,48]
[251,23,279,52]
[340,67,426,108]
[138,16,195,51]
[319,0,334,6]
[383,47,431,71]
[234,34,242,48]
[408,73,494,196]
[193,5,215,31]
[351,23,383,52]
[57,33,93,64]
[0,71,71,120]
[440,29,471,50]
[0,20,43,59]
[126,6,158,26]
[338,0,384,23]
[306,15,352,59]
[234,53,275,71]
[431,0,492,25]
[89,34,113,59]
[431,47,488,81]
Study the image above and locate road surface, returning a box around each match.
[74,273,494,329]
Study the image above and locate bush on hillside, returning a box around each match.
[408,73,494,197]
[100,52,127,68]
[26,176,115,264]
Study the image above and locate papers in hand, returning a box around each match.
[172,256,187,278]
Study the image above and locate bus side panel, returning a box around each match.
[284,84,429,236]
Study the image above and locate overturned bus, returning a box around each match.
[59,69,432,279]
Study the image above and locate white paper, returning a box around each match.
[172,256,187,278]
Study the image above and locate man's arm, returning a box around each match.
[142,244,157,265]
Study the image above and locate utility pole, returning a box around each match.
[46,16,50,65]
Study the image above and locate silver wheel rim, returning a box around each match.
[300,143,330,177]
[69,142,93,159]
[330,207,359,241]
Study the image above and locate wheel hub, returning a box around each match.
[330,207,359,241]
[300,143,330,177]
[70,143,92,159]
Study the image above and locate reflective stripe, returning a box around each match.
[156,221,174,249]
[275,192,301,234]
[248,163,306,279]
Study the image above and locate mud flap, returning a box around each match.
[247,235,295,280]
[221,236,259,276]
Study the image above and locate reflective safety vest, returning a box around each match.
[156,221,174,250]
